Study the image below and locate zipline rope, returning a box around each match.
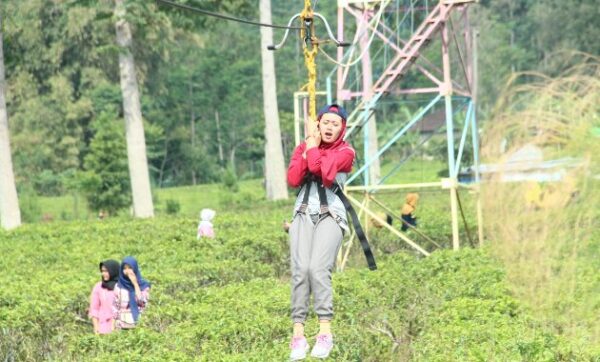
[156,0,303,30]
[304,46,319,125]
[301,0,318,124]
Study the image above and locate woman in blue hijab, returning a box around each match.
[113,256,151,329]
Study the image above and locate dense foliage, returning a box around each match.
[80,113,131,214]
[0,180,598,360]
[1,209,597,361]
[1,1,598,360]
[2,0,598,199]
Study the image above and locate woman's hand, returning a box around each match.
[92,317,100,334]
[305,126,321,150]
[124,269,142,298]
[124,269,137,283]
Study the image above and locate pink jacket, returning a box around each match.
[88,282,116,334]
[287,142,355,188]
[198,222,214,238]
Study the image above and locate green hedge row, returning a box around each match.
[1,213,597,361]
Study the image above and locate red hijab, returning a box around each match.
[317,104,351,151]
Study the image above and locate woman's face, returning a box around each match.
[319,113,343,144]
[101,265,110,281]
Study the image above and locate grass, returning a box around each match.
[32,159,450,221]
[35,179,278,221]
[2,213,594,361]
[481,56,600,348]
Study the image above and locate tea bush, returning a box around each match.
[0,197,597,360]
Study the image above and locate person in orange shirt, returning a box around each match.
[401,193,419,231]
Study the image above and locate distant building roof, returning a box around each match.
[467,144,582,182]
[506,144,543,164]
[409,108,446,133]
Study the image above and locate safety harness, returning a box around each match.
[298,175,377,270]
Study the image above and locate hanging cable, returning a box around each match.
[156,0,303,30]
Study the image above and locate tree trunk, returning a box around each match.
[114,0,154,217]
[158,137,168,188]
[215,111,224,167]
[260,0,288,200]
[0,15,21,230]
[189,82,196,185]
[229,147,236,172]
[358,11,381,185]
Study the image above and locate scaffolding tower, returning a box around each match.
[331,0,482,267]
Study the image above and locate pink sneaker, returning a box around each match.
[311,334,333,359]
[289,336,309,361]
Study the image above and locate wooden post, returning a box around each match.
[472,29,484,246]
[345,192,430,256]
[441,20,460,250]
[293,93,301,146]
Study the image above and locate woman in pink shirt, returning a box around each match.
[88,259,119,334]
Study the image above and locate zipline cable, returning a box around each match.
[156,0,303,30]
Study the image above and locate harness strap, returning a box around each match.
[299,174,377,271]
[332,182,377,270]
[315,180,330,215]
[298,178,312,213]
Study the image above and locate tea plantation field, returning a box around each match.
[1,184,598,361]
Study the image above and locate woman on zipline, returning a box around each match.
[286,104,354,360]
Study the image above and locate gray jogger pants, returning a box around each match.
[289,213,343,323]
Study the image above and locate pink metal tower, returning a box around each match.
[325,0,481,265]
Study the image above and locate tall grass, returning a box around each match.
[481,53,600,346]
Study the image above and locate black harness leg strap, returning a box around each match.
[315,180,330,216]
[332,183,377,271]
[298,175,377,271]
[298,179,312,214]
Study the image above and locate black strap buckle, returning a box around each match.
[330,182,341,195]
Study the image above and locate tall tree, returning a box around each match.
[81,113,131,216]
[259,0,288,200]
[0,14,21,229]
[114,0,154,217]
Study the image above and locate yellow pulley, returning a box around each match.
[269,1,349,133]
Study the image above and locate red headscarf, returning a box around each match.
[317,104,350,151]
[287,104,355,188]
